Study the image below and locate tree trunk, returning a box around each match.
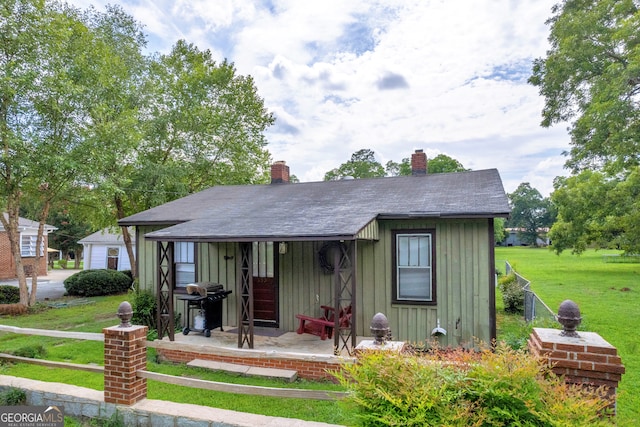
[74,246,82,269]
[115,195,137,278]
[0,198,29,307]
[29,199,51,306]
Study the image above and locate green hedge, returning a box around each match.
[64,269,133,297]
[0,285,20,304]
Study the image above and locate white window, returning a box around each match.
[252,242,274,278]
[394,232,435,303]
[174,242,195,288]
[21,235,44,257]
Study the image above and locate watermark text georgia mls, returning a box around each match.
[0,405,64,427]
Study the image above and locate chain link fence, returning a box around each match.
[504,261,556,322]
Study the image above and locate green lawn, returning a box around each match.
[495,247,639,425]
[2,254,637,425]
[0,294,347,425]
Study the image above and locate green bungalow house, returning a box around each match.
[118,150,510,353]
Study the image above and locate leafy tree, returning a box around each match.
[71,4,148,278]
[550,169,640,254]
[139,41,274,197]
[531,1,640,254]
[428,154,469,174]
[494,218,508,244]
[0,0,102,305]
[325,149,385,180]
[385,153,468,176]
[385,158,411,176]
[529,0,640,174]
[506,183,555,246]
[47,203,93,268]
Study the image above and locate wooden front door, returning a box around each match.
[252,242,278,326]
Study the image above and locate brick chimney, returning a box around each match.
[411,149,427,175]
[271,161,290,184]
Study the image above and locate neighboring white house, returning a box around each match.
[78,227,135,271]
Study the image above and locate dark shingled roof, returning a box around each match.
[119,169,510,242]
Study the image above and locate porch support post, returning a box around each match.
[333,240,356,355]
[156,241,174,341]
[237,242,254,349]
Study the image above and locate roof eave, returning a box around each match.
[378,212,510,220]
[118,220,185,227]
[143,233,359,243]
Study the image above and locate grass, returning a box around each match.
[0,293,348,425]
[495,246,639,426]
[2,252,636,424]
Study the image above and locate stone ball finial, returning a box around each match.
[557,299,581,338]
[117,301,134,328]
[370,312,390,345]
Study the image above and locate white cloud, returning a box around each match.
[65,0,567,195]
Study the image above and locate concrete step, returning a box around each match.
[187,358,298,382]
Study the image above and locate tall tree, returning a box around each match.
[385,157,411,176]
[47,199,94,268]
[0,0,98,305]
[428,154,469,174]
[138,40,274,200]
[325,149,385,180]
[530,0,640,254]
[530,0,640,174]
[72,4,148,278]
[550,169,640,254]
[385,153,468,176]
[507,183,555,246]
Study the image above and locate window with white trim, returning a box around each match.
[21,235,44,257]
[174,242,195,288]
[393,231,435,304]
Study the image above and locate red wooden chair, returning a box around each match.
[295,304,352,340]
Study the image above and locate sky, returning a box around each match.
[68,0,569,196]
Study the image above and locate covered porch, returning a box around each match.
[149,236,369,355]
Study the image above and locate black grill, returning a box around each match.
[178,283,232,337]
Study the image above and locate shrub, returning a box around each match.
[131,289,157,330]
[334,343,611,426]
[64,269,133,297]
[58,259,67,269]
[0,388,26,406]
[498,272,524,314]
[0,285,20,304]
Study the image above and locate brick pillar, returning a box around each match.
[103,325,148,405]
[411,149,427,175]
[528,327,625,408]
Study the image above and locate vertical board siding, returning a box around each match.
[137,226,162,292]
[138,218,492,347]
[373,219,492,346]
[279,241,333,332]
[202,242,238,327]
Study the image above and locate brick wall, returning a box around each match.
[0,232,50,280]
[156,348,344,381]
